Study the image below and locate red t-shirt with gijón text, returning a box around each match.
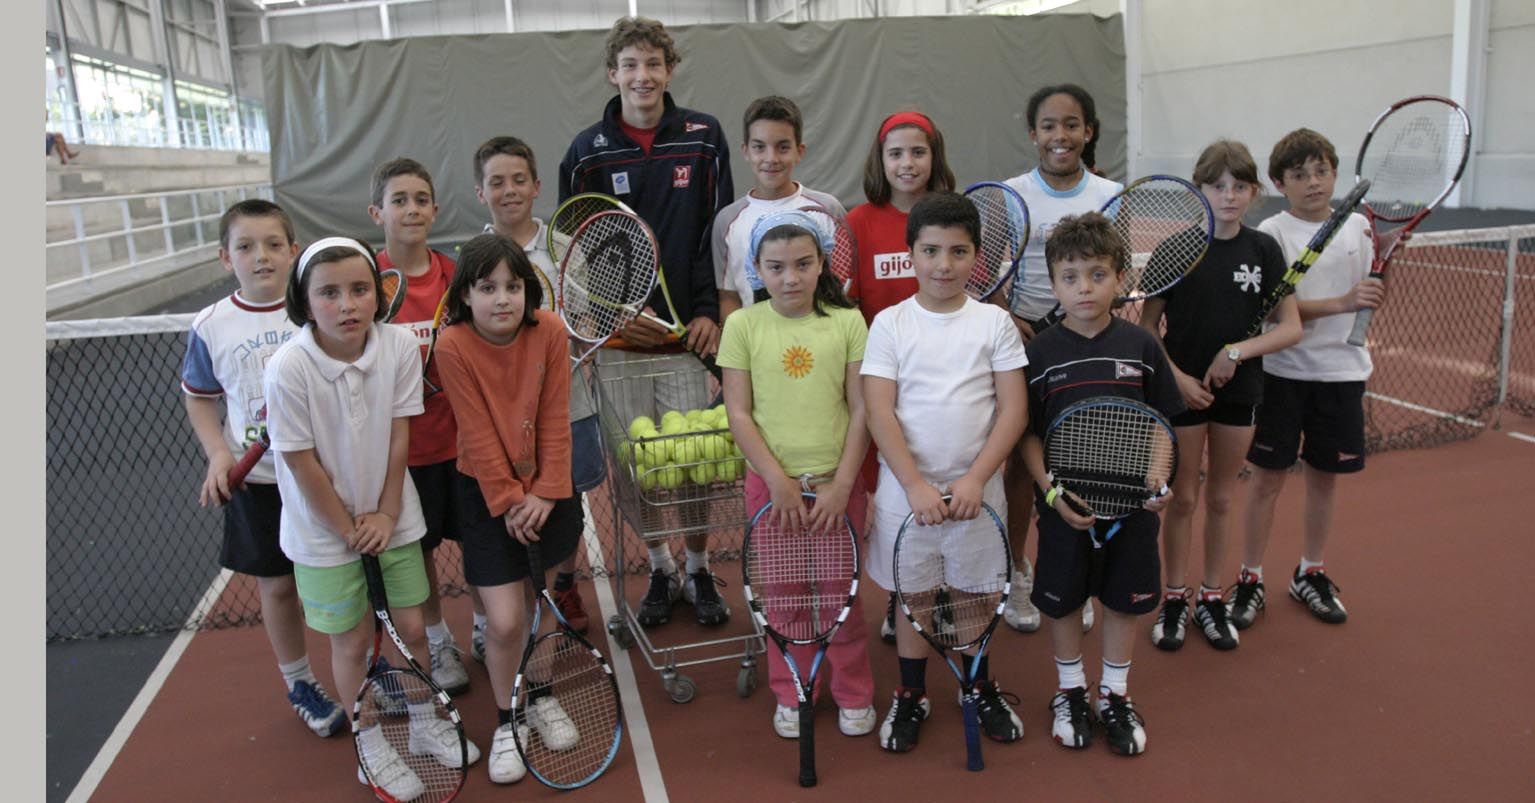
[846,202,917,328]
[377,248,456,466]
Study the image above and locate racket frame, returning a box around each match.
[353,553,468,802]
[891,499,1011,772]
[509,542,624,790]
[741,492,860,787]
[1243,178,1372,339]
[1346,95,1472,346]
[1042,396,1179,547]
[420,290,452,399]
[379,268,408,322]
[962,181,1031,301]
[1098,174,1214,302]
[224,427,269,490]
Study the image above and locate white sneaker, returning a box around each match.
[1082,599,1096,633]
[357,728,426,801]
[1003,561,1042,632]
[408,714,481,768]
[431,640,470,696]
[470,624,486,663]
[488,723,528,784]
[838,706,877,736]
[773,704,799,739]
[526,695,580,751]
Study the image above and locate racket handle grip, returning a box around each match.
[225,431,270,491]
[962,695,984,771]
[797,701,816,787]
[1346,306,1375,347]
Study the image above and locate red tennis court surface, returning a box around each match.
[81,421,1535,802]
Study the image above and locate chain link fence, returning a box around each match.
[44,224,1534,641]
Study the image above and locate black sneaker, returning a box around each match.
[932,587,957,643]
[1289,566,1348,624]
[1095,690,1147,756]
[684,569,731,626]
[880,592,897,645]
[1227,572,1266,630]
[1194,598,1239,650]
[878,687,930,752]
[1150,592,1189,651]
[637,568,679,627]
[970,679,1023,742]
[1048,687,1093,749]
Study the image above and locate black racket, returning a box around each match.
[510,542,624,790]
[1242,179,1372,338]
[1346,95,1472,346]
[353,555,468,803]
[742,491,860,787]
[1043,397,1178,555]
[963,181,1030,301]
[892,498,1010,772]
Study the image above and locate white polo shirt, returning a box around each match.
[265,322,427,568]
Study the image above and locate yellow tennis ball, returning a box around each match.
[661,409,685,425]
[701,434,728,461]
[685,409,704,423]
[715,457,742,483]
[660,417,687,436]
[635,438,665,469]
[674,435,702,465]
[657,465,685,489]
[628,416,656,440]
[640,468,659,491]
[688,461,716,486]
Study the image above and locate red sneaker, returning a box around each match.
[553,586,590,633]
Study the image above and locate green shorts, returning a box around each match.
[293,542,430,635]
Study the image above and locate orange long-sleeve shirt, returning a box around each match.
[434,310,572,516]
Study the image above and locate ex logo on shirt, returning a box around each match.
[873,251,914,280]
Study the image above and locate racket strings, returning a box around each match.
[793,205,857,285]
[966,186,1027,299]
[551,196,623,264]
[517,633,620,786]
[744,524,857,642]
[561,215,657,344]
[1047,406,1176,517]
[1104,180,1212,299]
[356,670,461,802]
[895,515,1008,649]
[1363,103,1470,220]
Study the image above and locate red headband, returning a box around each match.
[878,111,935,142]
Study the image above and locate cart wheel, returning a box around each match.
[606,617,636,650]
[666,674,697,704]
[736,665,757,698]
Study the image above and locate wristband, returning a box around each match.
[1045,486,1061,507]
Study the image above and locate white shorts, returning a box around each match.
[866,465,1008,592]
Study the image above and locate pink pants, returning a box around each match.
[746,470,876,710]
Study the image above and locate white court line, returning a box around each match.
[1508,431,1535,445]
[1364,392,1486,428]
[65,569,232,803]
[581,496,669,803]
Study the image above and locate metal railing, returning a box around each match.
[47,100,270,153]
[46,183,274,292]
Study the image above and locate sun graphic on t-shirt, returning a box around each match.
[781,345,814,379]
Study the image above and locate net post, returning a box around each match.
[1495,227,1518,419]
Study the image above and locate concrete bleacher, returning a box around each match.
[46,146,271,321]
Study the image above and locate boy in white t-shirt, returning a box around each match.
[1236,128,1384,630]
[713,95,846,321]
[861,192,1029,753]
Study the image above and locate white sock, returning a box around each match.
[1100,660,1131,697]
[1055,655,1086,690]
[1299,557,1325,575]
[472,612,487,632]
[425,620,451,647]
[685,547,709,575]
[1199,584,1222,602]
[278,656,317,691]
[648,543,676,573]
[1242,564,1264,583]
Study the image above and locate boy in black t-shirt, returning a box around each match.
[1138,140,1302,652]
[1020,212,1184,757]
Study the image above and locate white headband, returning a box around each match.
[296,236,376,281]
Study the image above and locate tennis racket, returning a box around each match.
[353,554,468,803]
[1346,95,1472,346]
[892,498,1010,772]
[746,203,858,303]
[742,491,860,787]
[549,192,635,267]
[379,268,408,322]
[510,541,624,790]
[420,290,452,400]
[225,425,269,490]
[1038,176,1212,327]
[1042,397,1178,556]
[1242,178,1373,338]
[963,181,1030,301]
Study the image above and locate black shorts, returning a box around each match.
[409,460,463,551]
[1171,397,1258,428]
[1247,376,1366,474]
[456,471,583,587]
[1031,506,1161,618]
[222,482,293,578]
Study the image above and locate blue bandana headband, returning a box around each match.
[746,210,837,284]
